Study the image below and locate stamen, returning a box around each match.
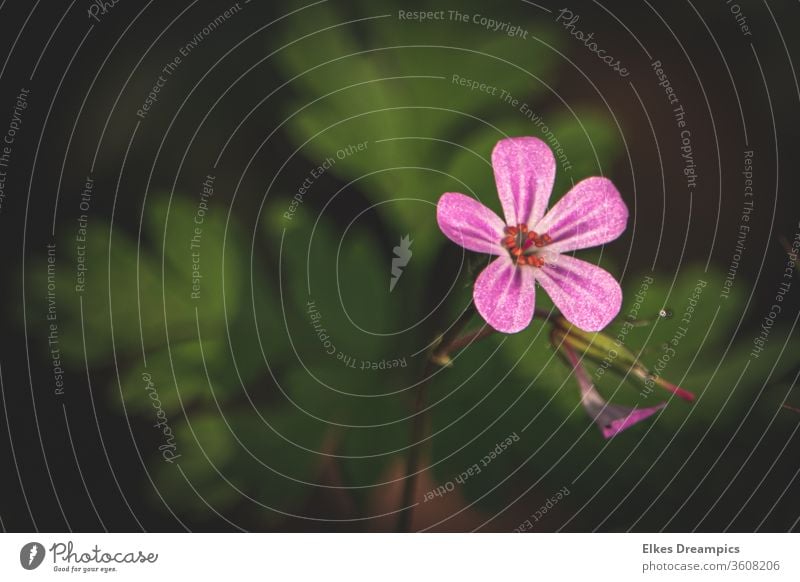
[526,255,545,267]
[500,222,553,269]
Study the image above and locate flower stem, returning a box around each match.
[396,306,476,532]
[396,360,434,532]
[443,326,496,354]
[397,303,507,531]
[396,306,557,531]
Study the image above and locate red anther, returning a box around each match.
[541,233,552,243]
[501,223,547,268]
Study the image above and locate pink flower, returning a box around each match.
[437,137,628,333]
[560,337,666,438]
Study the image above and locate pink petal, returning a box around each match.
[562,340,666,438]
[534,177,628,254]
[492,137,556,227]
[535,253,622,332]
[436,193,505,255]
[582,386,667,439]
[597,404,667,438]
[473,256,536,334]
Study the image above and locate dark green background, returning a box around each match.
[0,0,798,531]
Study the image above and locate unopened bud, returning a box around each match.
[551,317,637,371]
[551,317,695,403]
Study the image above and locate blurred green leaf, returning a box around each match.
[271,0,569,245]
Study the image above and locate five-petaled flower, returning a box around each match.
[437,137,629,334]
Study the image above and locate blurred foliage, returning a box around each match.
[24,0,800,530]
[271,0,619,258]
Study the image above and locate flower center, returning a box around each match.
[502,224,552,267]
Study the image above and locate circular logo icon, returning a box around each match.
[20,542,45,570]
